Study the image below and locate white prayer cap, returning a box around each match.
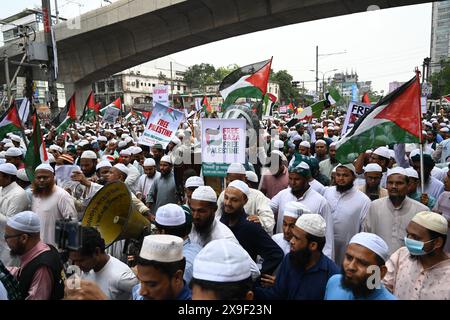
[0,163,17,176]
[185,176,204,188]
[315,128,324,133]
[139,234,184,262]
[155,204,186,227]
[191,186,217,203]
[109,138,118,145]
[404,167,419,179]
[119,149,131,157]
[227,163,246,175]
[24,129,32,134]
[295,213,326,237]
[47,153,56,164]
[35,163,54,173]
[143,158,156,167]
[300,141,310,148]
[389,150,395,160]
[440,127,449,133]
[228,180,250,197]
[1,138,12,144]
[349,232,390,262]
[171,137,181,145]
[9,134,21,143]
[386,166,407,177]
[125,137,133,144]
[271,150,287,162]
[97,135,108,142]
[273,140,284,149]
[96,160,112,170]
[113,163,128,176]
[292,134,301,142]
[412,211,448,235]
[49,145,63,153]
[440,122,447,127]
[284,201,312,219]
[363,163,382,173]
[120,133,129,139]
[160,155,172,164]
[329,142,337,148]
[7,211,40,233]
[336,163,356,175]
[373,146,390,159]
[328,126,335,130]
[130,146,142,155]
[5,147,22,157]
[77,140,89,147]
[193,239,252,282]
[81,150,98,159]
[409,148,420,159]
[315,139,326,146]
[16,168,29,182]
[118,141,128,149]
[4,142,14,149]
[245,171,258,183]
[114,123,121,128]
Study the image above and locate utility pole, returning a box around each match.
[4,55,10,105]
[54,0,59,24]
[42,0,58,116]
[170,61,174,106]
[315,45,318,98]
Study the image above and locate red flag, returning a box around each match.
[362,92,371,104]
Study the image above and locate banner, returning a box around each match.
[138,102,183,147]
[194,98,202,111]
[153,85,169,107]
[341,101,373,135]
[201,119,246,177]
[102,106,120,124]
[279,106,287,113]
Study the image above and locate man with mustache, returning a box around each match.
[324,232,396,300]
[364,167,428,255]
[254,213,339,300]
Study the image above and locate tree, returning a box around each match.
[430,58,450,99]
[183,63,217,91]
[158,72,167,81]
[214,64,239,81]
[270,70,300,103]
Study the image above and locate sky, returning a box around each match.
[0,0,433,93]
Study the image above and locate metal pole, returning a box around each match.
[4,55,11,106]
[170,61,174,106]
[54,0,59,24]
[315,45,318,99]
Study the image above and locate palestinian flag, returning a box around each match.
[263,93,277,116]
[0,101,23,140]
[55,94,77,135]
[202,96,212,115]
[287,102,295,114]
[24,112,48,181]
[296,100,326,120]
[335,73,421,164]
[362,92,371,104]
[80,91,99,122]
[443,94,450,102]
[100,97,122,117]
[219,58,272,107]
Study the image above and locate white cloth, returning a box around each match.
[125,164,140,194]
[416,176,444,200]
[136,172,161,199]
[0,281,7,300]
[364,196,429,255]
[31,185,78,247]
[323,186,371,264]
[270,187,335,260]
[271,233,290,255]
[83,255,139,300]
[189,218,239,248]
[217,188,275,235]
[309,179,326,195]
[431,166,447,182]
[0,182,29,218]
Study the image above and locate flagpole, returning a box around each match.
[416,68,425,193]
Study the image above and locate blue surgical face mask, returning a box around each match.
[404,237,435,256]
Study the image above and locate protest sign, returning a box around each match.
[153,85,169,107]
[341,101,373,134]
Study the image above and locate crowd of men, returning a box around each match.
[0,108,449,300]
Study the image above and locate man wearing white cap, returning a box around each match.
[254,214,339,300]
[0,163,29,217]
[190,239,255,300]
[356,163,388,201]
[134,234,191,300]
[189,186,239,248]
[405,167,436,210]
[5,211,65,299]
[270,162,335,260]
[383,211,450,299]
[259,150,289,199]
[146,155,178,214]
[220,180,283,275]
[364,167,428,255]
[68,227,138,300]
[183,176,204,207]
[119,149,140,194]
[325,232,396,300]
[136,158,160,202]
[368,146,391,188]
[323,163,371,265]
[5,147,24,169]
[299,141,311,157]
[216,163,275,235]
[95,160,112,185]
[31,164,78,247]
[314,140,328,162]
[319,142,339,179]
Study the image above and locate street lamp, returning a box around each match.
[309,69,338,99]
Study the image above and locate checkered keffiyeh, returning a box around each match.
[0,260,22,300]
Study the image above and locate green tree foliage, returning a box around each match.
[183,64,240,91]
[430,59,450,99]
[270,69,300,102]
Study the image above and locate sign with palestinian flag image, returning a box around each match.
[201,119,246,177]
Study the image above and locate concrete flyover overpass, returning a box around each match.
[0,0,431,108]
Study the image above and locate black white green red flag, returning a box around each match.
[24,112,48,181]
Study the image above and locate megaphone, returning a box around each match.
[82,181,150,247]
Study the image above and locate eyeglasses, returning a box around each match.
[4,234,26,240]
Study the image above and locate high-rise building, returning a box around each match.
[430,1,450,74]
